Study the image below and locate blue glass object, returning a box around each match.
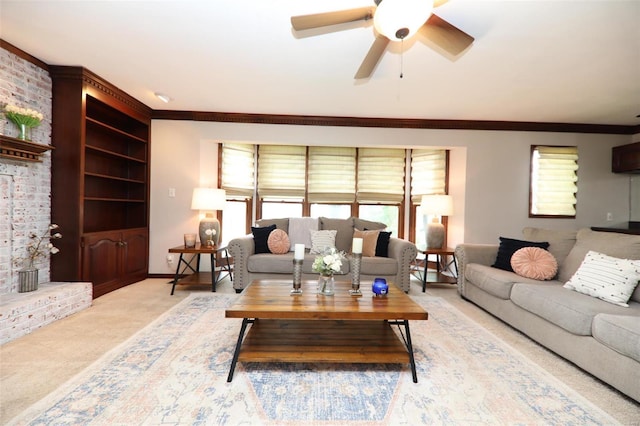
[372,278,388,296]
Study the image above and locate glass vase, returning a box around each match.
[17,123,30,141]
[317,274,335,296]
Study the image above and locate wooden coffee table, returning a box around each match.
[225,279,428,383]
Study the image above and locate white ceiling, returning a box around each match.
[1,0,639,126]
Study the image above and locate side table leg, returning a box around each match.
[422,256,427,292]
[170,254,184,295]
[227,318,253,382]
[211,252,216,292]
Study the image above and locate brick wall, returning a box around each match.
[0,46,53,295]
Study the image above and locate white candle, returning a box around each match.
[294,243,305,260]
[352,237,363,254]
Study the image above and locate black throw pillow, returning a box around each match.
[251,224,276,254]
[492,237,549,272]
[375,231,392,257]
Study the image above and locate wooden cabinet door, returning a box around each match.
[612,142,640,173]
[82,232,121,297]
[121,229,148,283]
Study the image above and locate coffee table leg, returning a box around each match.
[390,319,418,383]
[227,318,253,382]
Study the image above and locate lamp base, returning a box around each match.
[199,215,220,247]
[426,221,445,249]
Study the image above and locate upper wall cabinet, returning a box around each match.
[612,142,640,173]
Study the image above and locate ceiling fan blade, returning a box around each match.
[291,7,375,31]
[354,35,390,79]
[419,14,474,56]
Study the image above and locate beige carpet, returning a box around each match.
[1,277,639,424]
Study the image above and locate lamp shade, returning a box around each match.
[420,194,453,216]
[191,188,226,211]
[374,0,434,41]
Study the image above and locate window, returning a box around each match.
[219,144,450,240]
[530,146,578,217]
[357,148,405,204]
[221,143,255,239]
[221,200,250,241]
[308,146,356,203]
[410,149,447,247]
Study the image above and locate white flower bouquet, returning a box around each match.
[4,104,44,127]
[312,247,345,276]
[3,104,44,140]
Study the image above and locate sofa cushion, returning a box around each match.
[353,217,386,231]
[288,217,318,250]
[267,229,290,254]
[251,224,276,254]
[522,227,577,266]
[492,237,549,272]
[510,283,633,336]
[310,229,337,254]
[375,231,392,257]
[360,256,398,276]
[558,229,640,285]
[592,312,640,363]
[320,217,354,253]
[255,218,289,232]
[511,247,558,280]
[353,229,380,256]
[465,264,548,300]
[248,252,349,275]
[563,251,640,307]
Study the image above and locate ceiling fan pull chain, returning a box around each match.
[400,39,404,79]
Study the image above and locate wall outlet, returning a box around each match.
[606,212,613,221]
[166,254,174,263]
[168,187,176,198]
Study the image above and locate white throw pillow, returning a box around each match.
[563,250,640,307]
[310,229,337,254]
[287,217,318,250]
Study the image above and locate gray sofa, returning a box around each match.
[456,228,640,402]
[228,217,417,293]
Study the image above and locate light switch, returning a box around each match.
[168,187,176,198]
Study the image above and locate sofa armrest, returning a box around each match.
[454,243,498,297]
[387,237,418,293]
[227,236,255,292]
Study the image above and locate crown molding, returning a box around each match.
[0,39,48,71]
[152,110,640,135]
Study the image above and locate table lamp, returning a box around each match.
[191,188,226,247]
[421,194,453,249]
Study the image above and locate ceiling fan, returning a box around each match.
[291,0,474,79]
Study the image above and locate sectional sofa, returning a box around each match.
[227,216,417,293]
[455,228,640,402]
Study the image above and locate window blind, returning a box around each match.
[410,149,447,203]
[531,146,579,216]
[357,148,405,204]
[308,146,356,203]
[221,143,255,199]
[257,145,306,201]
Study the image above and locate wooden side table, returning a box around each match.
[414,247,458,292]
[168,243,232,295]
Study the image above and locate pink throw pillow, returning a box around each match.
[267,229,290,254]
[511,246,558,280]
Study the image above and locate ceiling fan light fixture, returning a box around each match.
[374,0,434,41]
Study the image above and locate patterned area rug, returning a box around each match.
[9,293,616,425]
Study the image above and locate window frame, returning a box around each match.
[529,145,579,219]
